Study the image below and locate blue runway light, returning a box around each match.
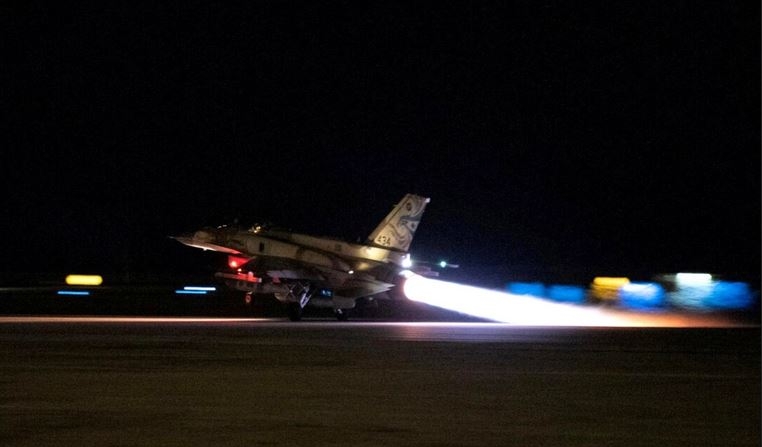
[183,286,216,291]
[506,282,546,297]
[175,289,207,295]
[619,282,666,310]
[547,285,586,303]
[704,281,754,310]
[57,290,90,296]
[668,280,755,310]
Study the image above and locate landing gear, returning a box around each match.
[287,302,303,321]
[282,282,313,321]
[244,292,253,305]
[335,309,349,321]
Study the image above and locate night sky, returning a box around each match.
[3,2,760,284]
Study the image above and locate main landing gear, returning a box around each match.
[274,282,352,322]
[281,282,313,322]
[286,302,304,321]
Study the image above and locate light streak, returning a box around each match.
[506,282,546,296]
[592,277,630,288]
[675,272,712,286]
[176,286,217,294]
[0,316,273,324]
[404,274,623,326]
[590,276,630,302]
[546,285,586,303]
[669,281,755,310]
[402,273,738,327]
[65,275,103,286]
[57,290,90,296]
[707,282,754,309]
[620,282,666,310]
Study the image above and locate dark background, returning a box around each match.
[2,2,759,285]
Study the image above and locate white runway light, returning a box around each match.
[401,273,737,327]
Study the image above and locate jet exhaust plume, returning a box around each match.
[401,273,739,328]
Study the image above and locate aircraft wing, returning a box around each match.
[311,266,395,299]
[333,277,394,299]
[245,260,394,299]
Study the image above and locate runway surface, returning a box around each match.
[0,316,759,446]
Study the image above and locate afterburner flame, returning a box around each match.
[402,273,736,327]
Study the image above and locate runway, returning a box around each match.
[1,316,759,446]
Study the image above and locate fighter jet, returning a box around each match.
[173,194,430,320]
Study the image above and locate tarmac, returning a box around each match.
[1,316,759,446]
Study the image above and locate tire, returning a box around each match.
[286,303,303,321]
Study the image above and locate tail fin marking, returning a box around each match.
[367,194,430,252]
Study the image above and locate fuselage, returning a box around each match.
[184,225,408,274]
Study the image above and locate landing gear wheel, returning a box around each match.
[286,303,303,321]
[335,309,349,321]
[244,292,253,305]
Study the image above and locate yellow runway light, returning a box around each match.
[65,275,103,286]
[590,277,630,302]
[592,277,630,288]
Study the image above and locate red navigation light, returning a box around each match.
[228,255,250,269]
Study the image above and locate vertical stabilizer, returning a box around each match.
[367,194,430,252]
